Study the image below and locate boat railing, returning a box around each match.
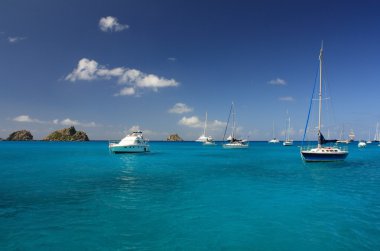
[108,140,119,145]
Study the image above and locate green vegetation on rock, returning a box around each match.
[167,134,183,141]
[44,126,89,141]
[7,130,33,141]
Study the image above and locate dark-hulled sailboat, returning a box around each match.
[300,43,348,162]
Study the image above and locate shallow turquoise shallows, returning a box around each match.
[1,141,380,250]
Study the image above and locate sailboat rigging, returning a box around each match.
[300,42,348,162]
[223,102,248,148]
[196,112,215,145]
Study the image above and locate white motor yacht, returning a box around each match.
[109,131,150,153]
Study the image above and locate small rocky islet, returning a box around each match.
[43,126,89,141]
[4,126,89,141]
[6,130,33,141]
[167,134,183,141]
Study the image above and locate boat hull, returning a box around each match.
[301,151,348,162]
[223,143,249,149]
[203,142,216,146]
[109,145,150,153]
[283,141,293,146]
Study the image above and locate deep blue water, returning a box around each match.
[1,141,380,250]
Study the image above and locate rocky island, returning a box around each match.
[6,130,33,141]
[44,126,89,141]
[167,134,183,142]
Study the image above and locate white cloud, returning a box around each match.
[178,116,226,130]
[65,58,179,96]
[278,96,295,101]
[116,87,136,96]
[168,57,176,62]
[8,36,27,43]
[13,115,43,123]
[136,74,178,90]
[99,16,129,32]
[268,78,287,85]
[60,118,97,127]
[65,58,99,81]
[178,116,202,128]
[168,103,193,114]
[208,120,227,130]
[12,115,97,127]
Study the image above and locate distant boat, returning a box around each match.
[348,129,355,142]
[336,126,350,144]
[358,140,367,148]
[109,131,150,153]
[366,129,372,144]
[268,121,280,143]
[223,102,248,149]
[300,42,348,162]
[196,112,215,145]
[283,115,293,146]
[374,122,380,142]
[203,137,216,146]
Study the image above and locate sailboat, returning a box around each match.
[300,42,348,162]
[223,102,248,148]
[348,129,355,142]
[374,122,379,142]
[268,121,280,143]
[283,115,293,146]
[366,129,372,144]
[336,126,350,144]
[196,112,215,145]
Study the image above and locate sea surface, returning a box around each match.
[1,141,379,250]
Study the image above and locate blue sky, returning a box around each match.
[1,0,379,140]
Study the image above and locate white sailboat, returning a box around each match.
[268,121,280,143]
[300,42,348,162]
[366,129,372,144]
[348,129,355,142]
[336,126,350,144]
[358,140,367,148]
[196,112,215,145]
[223,102,248,149]
[374,122,379,142]
[283,115,293,146]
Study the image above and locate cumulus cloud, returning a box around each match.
[268,78,287,85]
[168,103,193,114]
[99,16,129,32]
[115,87,136,96]
[278,96,295,101]
[65,58,179,96]
[178,116,226,130]
[12,115,97,127]
[66,58,99,81]
[8,36,27,43]
[178,116,202,128]
[13,115,43,123]
[60,118,97,127]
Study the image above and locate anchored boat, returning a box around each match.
[300,43,348,162]
[109,131,150,153]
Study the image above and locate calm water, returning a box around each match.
[1,141,379,250]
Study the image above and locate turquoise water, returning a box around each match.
[1,141,379,250]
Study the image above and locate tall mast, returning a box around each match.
[318,41,323,148]
[203,112,207,136]
[272,121,275,138]
[232,102,235,139]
